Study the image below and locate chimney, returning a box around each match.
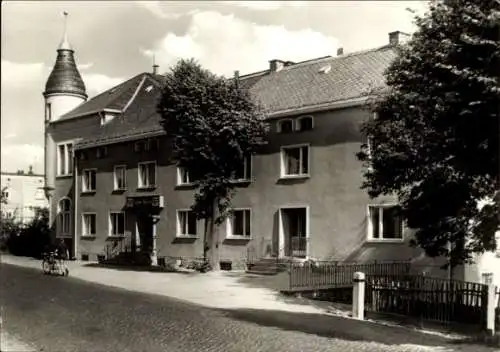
[389,31,411,46]
[234,70,240,88]
[28,165,33,175]
[337,47,344,56]
[152,64,159,75]
[269,59,286,72]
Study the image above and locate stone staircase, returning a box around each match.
[246,257,291,275]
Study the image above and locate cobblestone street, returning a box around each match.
[1,263,495,352]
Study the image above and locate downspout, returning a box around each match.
[73,149,78,260]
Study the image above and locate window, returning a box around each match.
[96,147,108,159]
[134,141,143,153]
[227,209,251,237]
[138,161,156,188]
[82,213,96,236]
[45,103,52,122]
[481,272,494,284]
[114,165,126,190]
[368,205,403,240]
[79,151,88,161]
[58,198,71,235]
[177,167,191,185]
[57,142,73,176]
[277,119,294,133]
[232,156,252,181]
[144,138,160,152]
[177,210,197,237]
[296,116,313,132]
[281,145,310,177]
[109,212,125,237]
[1,190,9,200]
[82,169,96,192]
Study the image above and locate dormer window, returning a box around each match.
[277,119,294,134]
[296,116,314,132]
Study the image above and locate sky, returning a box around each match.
[1,0,428,174]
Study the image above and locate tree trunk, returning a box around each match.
[203,198,220,271]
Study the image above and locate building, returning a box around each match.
[42,23,499,282]
[1,168,48,224]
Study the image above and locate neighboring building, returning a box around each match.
[1,168,48,224]
[42,24,497,281]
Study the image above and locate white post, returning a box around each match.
[352,271,366,320]
[486,281,496,335]
[150,216,158,266]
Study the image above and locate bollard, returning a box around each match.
[352,271,365,320]
[486,282,496,335]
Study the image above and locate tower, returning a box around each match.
[43,12,87,224]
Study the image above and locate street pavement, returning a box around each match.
[1,263,496,352]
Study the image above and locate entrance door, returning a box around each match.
[281,207,308,258]
[136,214,153,254]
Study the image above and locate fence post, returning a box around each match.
[486,282,496,335]
[352,271,366,320]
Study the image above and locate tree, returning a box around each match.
[357,0,499,271]
[1,186,8,205]
[157,59,268,271]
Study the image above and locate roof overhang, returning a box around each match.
[72,94,377,150]
[74,129,166,151]
[266,95,373,119]
[56,108,123,123]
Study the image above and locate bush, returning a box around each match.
[2,207,52,259]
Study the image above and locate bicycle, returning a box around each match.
[41,251,69,276]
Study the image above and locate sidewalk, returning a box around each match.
[0,254,333,315]
[1,254,497,352]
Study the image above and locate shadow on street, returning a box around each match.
[218,308,463,347]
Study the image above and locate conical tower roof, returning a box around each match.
[44,12,87,99]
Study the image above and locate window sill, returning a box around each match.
[56,234,72,238]
[112,188,127,194]
[366,239,405,244]
[56,174,73,179]
[107,235,125,239]
[230,179,252,185]
[175,183,196,189]
[175,234,199,239]
[81,235,96,239]
[225,236,252,241]
[137,186,156,192]
[81,191,96,195]
[279,174,310,180]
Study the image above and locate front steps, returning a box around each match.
[246,257,292,275]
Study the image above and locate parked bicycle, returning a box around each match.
[41,251,69,276]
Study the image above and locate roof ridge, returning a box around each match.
[237,45,394,81]
[84,72,145,104]
[278,44,395,72]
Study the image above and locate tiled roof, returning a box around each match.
[58,73,165,121]
[75,74,164,148]
[44,48,87,99]
[73,45,397,149]
[240,45,397,114]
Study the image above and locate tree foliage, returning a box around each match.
[358,0,500,268]
[158,59,268,270]
[2,207,52,258]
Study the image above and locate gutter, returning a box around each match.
[267,95,373,119]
